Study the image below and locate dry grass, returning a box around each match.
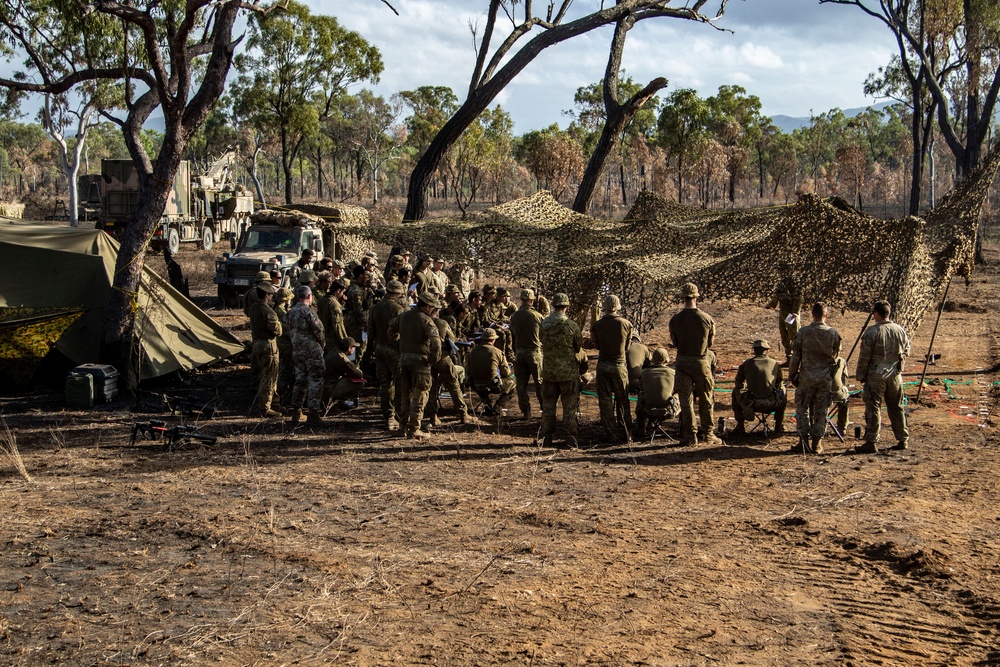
[0,417,32,482]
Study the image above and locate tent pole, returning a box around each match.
[915,278,952,404]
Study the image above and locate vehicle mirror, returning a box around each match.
[313,238,322,252]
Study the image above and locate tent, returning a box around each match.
[0,222,243,382]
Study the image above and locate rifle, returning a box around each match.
[130,420,219,449]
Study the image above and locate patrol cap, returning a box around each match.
[446,284,461,294]
[496,287,509,298]
[299,270,318,284]
[316,270,332,284]
[255,270,271,283]
[343,337,358,348]
[552,293,570,307]
[520,288,535,301]
[468,289,482,300]
[433,256,445,264]
[417,291,441,308]
[391,254,406,264]
[257,282,276,294]
[480,328,498,341]
[276,287,294,302]
[331,259,346,269]
[364,251,378,260]
[602,294,621,313]
[386,280,405,295]
[681,282,700,298]
[483,284,496,294]
[752,338,771,350]
[651,348,670,366]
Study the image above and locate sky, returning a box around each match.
[325,0,901,134]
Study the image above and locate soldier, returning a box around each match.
[788,302,842,454]
[730,339,786,436]
[468,328,516,412]
[326,336,366,409]
[345,266,375,361]
[426,309,478,426]
[668,283,720,446]
[248,281,282,418]
[509,288,544,419]
[412,254,433,293]
[591,294,634,442]
[626,333,652,394]
[391,291,442,439]
[369,280,407,430]
[297,270,318,299]
[289,249,315,285]
[330,259,349,287]
[318,280,348,352]
[854,300,911,453]
[634,348,678,440]
[431,257,449,294]
[274,287,295,404]
[766,261,803,364]
[242,270,272,315]
[384,254,406,288]
[287,285,326,427]
[539,293,584,448]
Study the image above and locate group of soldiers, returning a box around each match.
[242,248,912,455]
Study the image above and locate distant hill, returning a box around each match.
[770,101,894,133]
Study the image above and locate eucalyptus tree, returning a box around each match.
[232,0,382,206]
[656,88,710,203]
[403,0,731,222]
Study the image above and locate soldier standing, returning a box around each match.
[287,286,326,427]
[539,293,584,448]
[730,339,786,436]
[248,282,282,418]
[509,289,544,419]
[426,309,478,426]
[788,302,841,454]
[392,291,442,439]
[318,280,349,352]
[345,267,375,361]
[668,283,720,446]
[274,287,295,404]
[369,280,407,431]
[766,261,802,364]
[854,300,911,453]
[591,294,634,442]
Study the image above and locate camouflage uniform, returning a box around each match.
[509,302,544,417]
[369,291,406,425]
[447,263,475,299]
[789,322,842,445]
[635,355,678,437]
[248,299,282,413]
[327,347,365,402]
[287,301,326,412]
[345,282,374,360]
[591,311,634,438]
[856,320,910,447]
[626,340,652,393]
[275,298,295,402]
[468,336,516,409]
[392,305,441,436]
[669,306,716,443]
[768,274,802,358]
[732,349,786,432]
[539,308,583,444]
[318,292,348,351]
[427,317,473,421]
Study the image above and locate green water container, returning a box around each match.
[66,372,95,410]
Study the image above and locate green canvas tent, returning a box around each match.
[0,222,243,381]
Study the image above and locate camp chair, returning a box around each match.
[470,380,501,416]
[826,398,849,443]
[743,392,782,438]
[638,396,679,445]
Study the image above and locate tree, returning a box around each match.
[232,1,382,205]
[341,90,405,205]
[0,0,287,371]
[403,0,729,222]
[570,13,666,213]
[515,124,585,201]
[657,88,709,203]
[706,85,765,204]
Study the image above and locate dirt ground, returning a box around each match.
[2,242,1000,667]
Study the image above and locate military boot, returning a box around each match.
[889,439,908,451]
[789,437,807,454]
[387,417,400,432]
[772,421,785,437]
[306,410,326,427]
[407,428,430,440]
[461,412,481,426]
[428,414,440,428]
[288,409,303,426]
[853,441,878,454]
[811,437,824,455]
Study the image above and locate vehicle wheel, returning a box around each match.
[166,227,181,255]
[217,285,240,310]
[201,227,214,252]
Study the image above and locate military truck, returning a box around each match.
[213,206,373,309]
[83,152,253,252]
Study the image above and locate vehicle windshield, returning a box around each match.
[239,229,298,253]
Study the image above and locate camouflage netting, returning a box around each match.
[0,308,84,384]
[252,205,373,261]
[342,148,1000,334]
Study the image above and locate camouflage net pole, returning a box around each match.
[342,146,1000,334]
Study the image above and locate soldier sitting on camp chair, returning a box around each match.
[633,348,680,440]
[730,338,786,437]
